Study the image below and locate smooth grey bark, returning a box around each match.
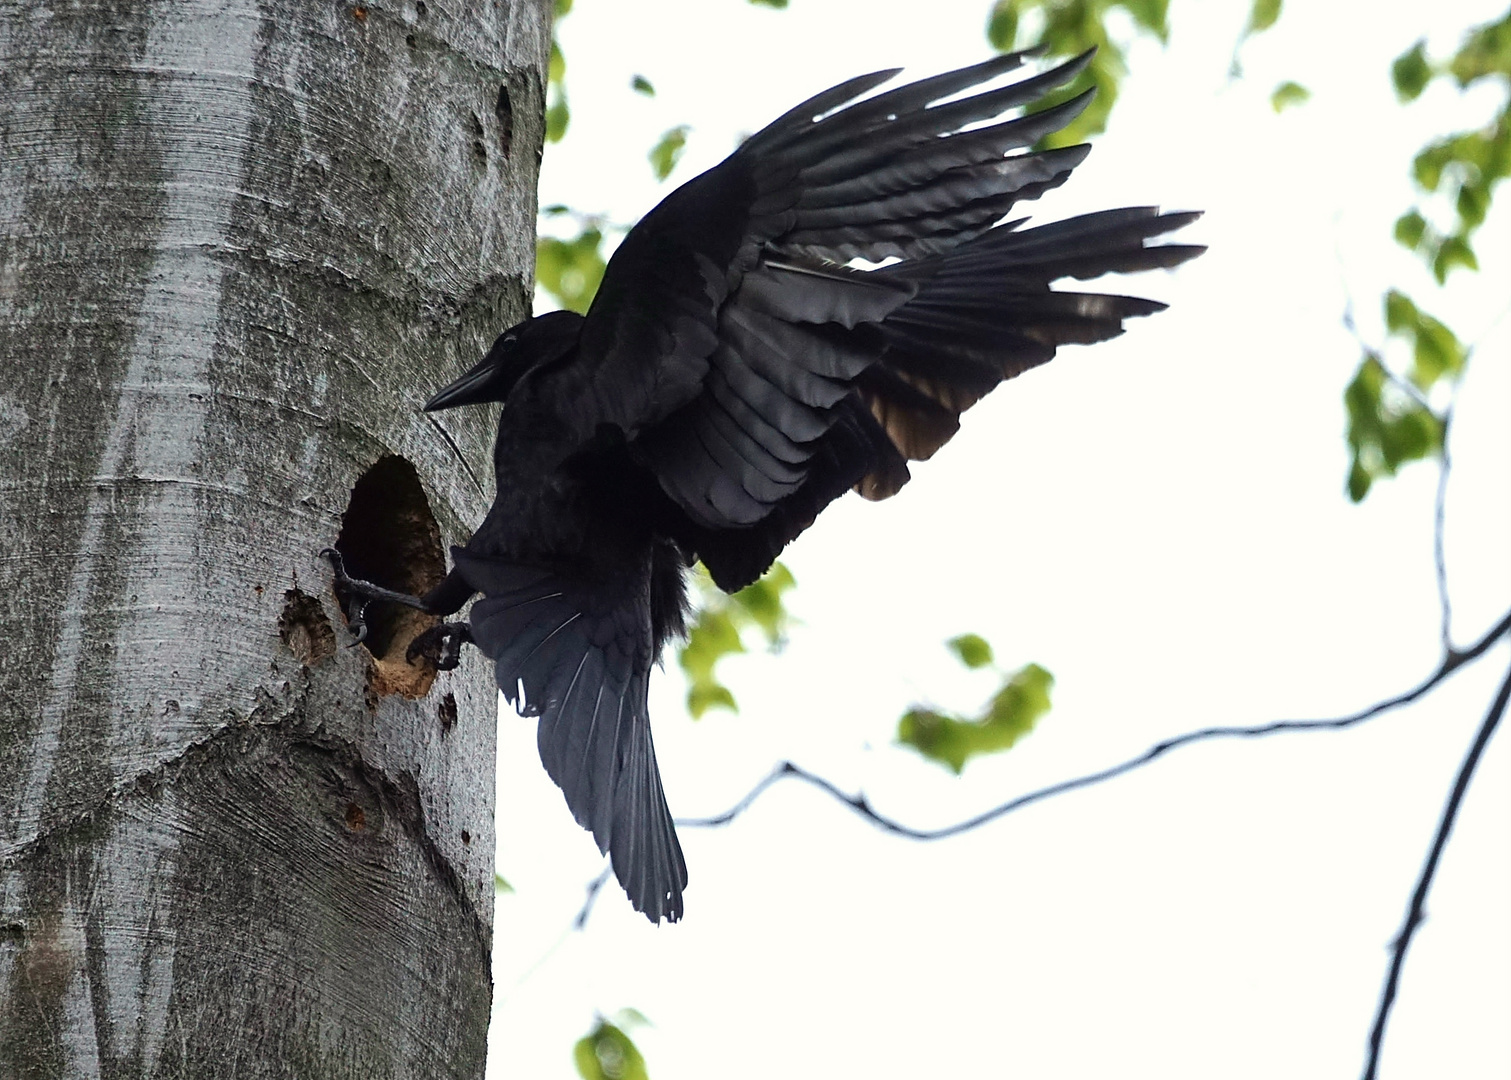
[0,0,549,1075]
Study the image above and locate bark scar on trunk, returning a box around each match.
[278,588,337,667]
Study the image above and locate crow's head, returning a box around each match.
[423,309,584,411]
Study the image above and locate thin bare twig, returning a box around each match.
[573,609,1510,929]
[678,609,1511,839]
[1433,404,1455,652]
[574,866,612,930]
[1361,655,1511,1080]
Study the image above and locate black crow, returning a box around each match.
[325,48,1204,923]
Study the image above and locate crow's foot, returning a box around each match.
[406,621,474,671]
[319,547,431,645]
[345,598,371,646]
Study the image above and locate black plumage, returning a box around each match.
[331,49,1203,923]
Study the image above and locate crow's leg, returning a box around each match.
[320,547,435,646]
[321,548,432,610]
[319,549,479,668]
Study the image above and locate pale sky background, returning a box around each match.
[486,2,1511,1077]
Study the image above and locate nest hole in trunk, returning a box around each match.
[331,455,448,700]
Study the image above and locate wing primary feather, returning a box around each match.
[766,50,1094,176]
[740,68,904,155]
[795,90,1097,211]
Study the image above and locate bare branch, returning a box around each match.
[1433,404,1456,652]
[575,866,613,930]
[572,611,1511,931]
[678,609,1511,838]
[1361,655,1511,1080]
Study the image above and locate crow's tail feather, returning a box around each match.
[454,551,688,923]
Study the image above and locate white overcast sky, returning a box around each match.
[487,2,1511,1078]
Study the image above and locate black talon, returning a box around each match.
[437,629,463,671]
[405,621,473,671]
[320,547,369,644]
[346,598,370,646]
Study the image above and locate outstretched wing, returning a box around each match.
[452,550,688,923]
[532,50,1202,592]
[539,49,1081,439]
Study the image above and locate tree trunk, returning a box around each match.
[0,1,548,1074]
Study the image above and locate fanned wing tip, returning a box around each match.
[1158,209,1204,231]
[745,45,1091,162]
[741,67,903,155]
[1146,243,1207,269]
[1138,209,1207,271]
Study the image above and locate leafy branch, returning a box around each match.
[1347,11,1510,501]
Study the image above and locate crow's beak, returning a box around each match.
[423,357,499,412]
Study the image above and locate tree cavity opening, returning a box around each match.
[331,455,446,700]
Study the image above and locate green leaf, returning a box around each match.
[1417,316,1465,387]
[1269,81,1310,113]
[947,633,994,670]
[1413,129,1504,203]
[898,659,1054,773]
[1392,40,1432,102]
[1393,209,1427,249]
[1121,0,1170,40]
[1343,353,1445,503]
[1383,288,1418,335]
[1449,13,1511,86]
[546,93,570,143]
[574,1019,649,1080]
[631,74,655,97]
[545,37,570,142]
[648,124,690,181]
[1382,290,1466,389]
[536,226,606,313]
[680,606,745,717]
[1247,0,1282,33]
[728,562,796,642]
[686,682,737,719]
[677,563,796,719]
[553,0,572,17]
[1431,233,1478,282]
[1347,459,1372,503]
[748,0,788,7]
[986,0,1019,51]
[984,662,1054,740]
[494,872,514,894]
[1456,179,1490,229]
